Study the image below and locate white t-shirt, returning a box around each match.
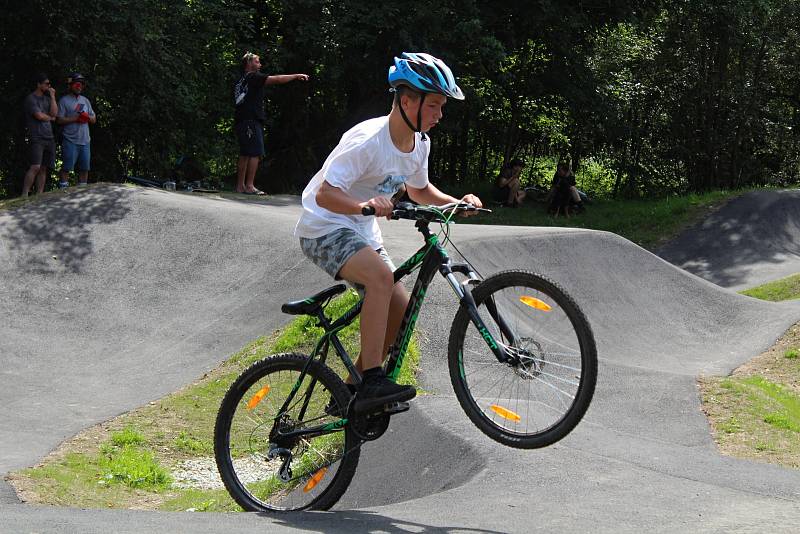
[294,115,430,248]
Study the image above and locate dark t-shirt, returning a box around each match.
[24,92,54,140]
[552,172,576,190]
[234,71,269,124]
[493,167,512,201]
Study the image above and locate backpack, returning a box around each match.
[234,74,249,107]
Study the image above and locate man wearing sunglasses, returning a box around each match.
[22,73,57,197]
[56,73,96,188]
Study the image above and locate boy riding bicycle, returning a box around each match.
[294,52,482,411]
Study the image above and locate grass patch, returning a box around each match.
[8,289,421,511]
[160,489,238,512]
[174,431,212,455]
[99,446,172,490]
[740,273,800,302]
[700,309,800,469]
[701,373,800,468]
[458,188,738,249]
[110,426,145,447]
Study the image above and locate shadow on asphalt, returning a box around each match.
[1,186,133,274]
[657,189,800,288]
[264,509,506,534]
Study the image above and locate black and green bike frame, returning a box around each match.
[273,217,514,442]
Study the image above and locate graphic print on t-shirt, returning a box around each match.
[376,175,407,195]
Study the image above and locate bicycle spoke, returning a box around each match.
[216,355,359,511]
[449,273,596,447]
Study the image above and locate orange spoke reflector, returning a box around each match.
[303,467,328,493]
[246,385,270,410]
[520,296,551,312]
[490,404,521,422]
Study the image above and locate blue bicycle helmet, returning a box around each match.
[388,52,464,100]
[388,53,464,140]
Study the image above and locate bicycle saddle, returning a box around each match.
[281,284,347,316]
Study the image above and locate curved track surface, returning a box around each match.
[657,189,800,290]
[2,186,799,533]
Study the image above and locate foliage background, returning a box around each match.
[2,0,798,198]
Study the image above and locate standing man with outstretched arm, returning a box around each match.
[22,73,57,197]
[56,73,96,188]
[233,52,309,195]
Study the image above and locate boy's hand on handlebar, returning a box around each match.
[361,196,394,218]
[459,194,483,217]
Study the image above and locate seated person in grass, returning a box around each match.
[493,158,526,207]
[548,160,584,215]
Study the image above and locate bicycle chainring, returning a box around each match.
[349,411,390,441]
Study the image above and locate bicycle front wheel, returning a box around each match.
[214,353,359,511]
[448,271,597,449]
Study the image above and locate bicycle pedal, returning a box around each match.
[352,398,411,416]
[383,401,409,415]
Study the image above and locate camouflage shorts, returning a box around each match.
[299,227,395,283]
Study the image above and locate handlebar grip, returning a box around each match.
[361,206,376,216]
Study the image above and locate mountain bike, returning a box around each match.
[214,202,597,512]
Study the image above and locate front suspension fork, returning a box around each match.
[444,267,516,364]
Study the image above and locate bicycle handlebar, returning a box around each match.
[361,201,491,221]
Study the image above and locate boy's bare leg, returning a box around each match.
[338,247,394,374]
[383,284,409,358]
[347,283,409,383]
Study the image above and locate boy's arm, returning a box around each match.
[316,181,394,217]
[406,183,482,209]
[265,74,309,85]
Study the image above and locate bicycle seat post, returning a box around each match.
[314,308,331,330]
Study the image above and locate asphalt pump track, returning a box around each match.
[1,186,799,532]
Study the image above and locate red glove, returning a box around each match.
[78,111,90,123]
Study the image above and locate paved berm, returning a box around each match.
[1,185,799,533]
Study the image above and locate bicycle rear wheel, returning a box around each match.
[214,353,359,511]
[448,271,597,449]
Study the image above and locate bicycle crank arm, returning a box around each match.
[273,421,346,443]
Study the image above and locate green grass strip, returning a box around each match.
[722,376,800,433]
[740,273,800,302]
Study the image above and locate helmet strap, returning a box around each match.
[417,93,427,141]
[398,91,428,142]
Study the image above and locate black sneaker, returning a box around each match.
[353,371,416,414]
[324,383,356,418]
